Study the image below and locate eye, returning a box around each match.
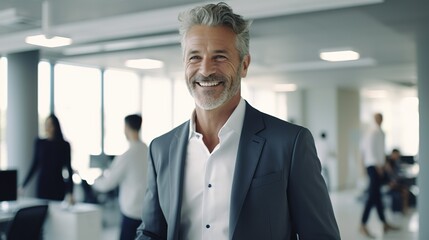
[213,55,227,61]
[188,55,202,63]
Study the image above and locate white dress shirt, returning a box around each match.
[93,140,148,219]
[180,98,245,240]
[362,125,385,167]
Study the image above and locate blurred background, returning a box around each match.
[0,0,427,239]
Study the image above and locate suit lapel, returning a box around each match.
[229,104,266,239]
[168,121,189,240]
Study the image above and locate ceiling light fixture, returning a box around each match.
[25,0,72,48]
[125,58,164,70]
[274,84,297,92]
[362,89,387,99]
[319,49,360,62]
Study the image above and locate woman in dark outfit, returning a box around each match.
[23,114,74,202]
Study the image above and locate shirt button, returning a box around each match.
[208,184,212,188]
[206,224,210,229]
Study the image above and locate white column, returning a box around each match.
[417,27,429,240]
[6,50,39,186]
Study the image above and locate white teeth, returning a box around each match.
[198,81,220,87]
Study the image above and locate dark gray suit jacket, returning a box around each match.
[136,102,340,240]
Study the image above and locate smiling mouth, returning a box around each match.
[197,81,222,87]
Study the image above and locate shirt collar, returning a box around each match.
[188,98,246,139]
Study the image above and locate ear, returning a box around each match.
[240,54,251,78]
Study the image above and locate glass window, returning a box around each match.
[399,97,419,155]
[172,77,193,127]
[38,61,51,137]
[104,69,140,155]
[141,76,173,144]
[54,63,102,177]
[0,57,7,168]
[241,83,287,121]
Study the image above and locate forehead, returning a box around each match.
[184,25,237,52]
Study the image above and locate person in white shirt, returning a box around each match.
[360,113,398,238]
[93,114,148,240]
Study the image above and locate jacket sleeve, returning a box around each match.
[287,128,341,240]
[22,138,41,187]
[136,142,168,240]
[64,142,74,194]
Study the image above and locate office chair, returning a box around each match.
[1,205,49,240]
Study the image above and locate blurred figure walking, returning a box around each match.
[22,114,74,203]
[360,113,398,238]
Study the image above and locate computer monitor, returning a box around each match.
[400,155,415,164]
[0,170,18,202]
[89,154,115,169]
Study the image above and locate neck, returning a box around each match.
[195,96,240,152]
[128,132,140,142]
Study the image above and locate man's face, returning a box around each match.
[124,124,130,140]
[183,25,250,110]
[391,151,400,161]
[375,113,383,126]
[45,117,55,139]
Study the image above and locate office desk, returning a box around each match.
[44,202,102,240]
[0,210,14,223]
[0,204,15,233]
[0,199,102,240]
[0,199,40,222]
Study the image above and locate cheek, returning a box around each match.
[185,64,198,79]
[223,62,240,76]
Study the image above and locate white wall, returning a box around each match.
[287,87,360,190]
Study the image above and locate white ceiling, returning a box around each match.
[0,0,427,93]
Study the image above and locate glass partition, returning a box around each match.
[104,69,140,155]
[54,63,102,177]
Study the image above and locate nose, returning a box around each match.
[199,57,216,77]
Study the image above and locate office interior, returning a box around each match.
[0,0,428,239]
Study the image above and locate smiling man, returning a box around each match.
[136,2,340,240]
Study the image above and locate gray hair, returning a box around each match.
[178,2,251,60]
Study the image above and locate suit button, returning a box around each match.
[208,184,212,188]
[206,224,210,228]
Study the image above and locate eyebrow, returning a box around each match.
[187,49,229,55]
[213,49,229,55]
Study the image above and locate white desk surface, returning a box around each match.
[0,198,102,240]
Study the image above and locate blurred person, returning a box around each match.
[136,2,340,240]
[360,113,398,238]
[384,148,410,215]
[22,114,74,203]
[92,114,148,240]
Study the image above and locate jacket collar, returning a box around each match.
[229,102,266,239]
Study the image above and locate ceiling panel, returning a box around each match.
[0,0,426,92]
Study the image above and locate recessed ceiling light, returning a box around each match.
[362,89,387,98]
[125,58,164,69]
[320,50,360,62]
[25,35,72,48]
[274,84,297,92]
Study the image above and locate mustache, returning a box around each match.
[192,74,227,83]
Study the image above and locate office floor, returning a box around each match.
[332,189,418,240]
[100,189,419,240]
